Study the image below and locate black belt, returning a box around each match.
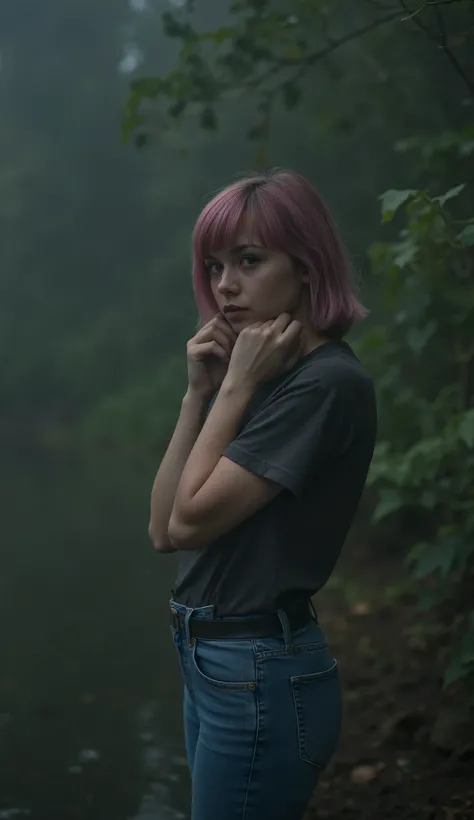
[170,601,315,640]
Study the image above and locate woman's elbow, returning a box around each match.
[148,522,177,553]
[167,514,202,550]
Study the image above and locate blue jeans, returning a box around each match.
[170,600,342,820]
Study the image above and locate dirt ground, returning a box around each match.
[304,542,474,820]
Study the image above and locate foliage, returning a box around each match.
[2,0,474,693]
[123,0,474,162]
[357,127,474,688]
[121,0,474,693]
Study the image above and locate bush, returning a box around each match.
[356,126,474,689]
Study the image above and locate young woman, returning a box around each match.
[149,169,377,820]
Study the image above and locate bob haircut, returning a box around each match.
[192,168,368,338]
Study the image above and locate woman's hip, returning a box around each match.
[173,614,342,766]
[176,620,342,820]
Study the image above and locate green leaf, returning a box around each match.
[418,585,450,612]
[369,241,391,268]
[457,223,474,246]
[444,654,467,687]
[405,541,429,568]
[357,327,386,352]
[406,539,458,579]
[200,107,218,130]
[134,132,148,149]
[420,490,437,509]
[433,183,465,207]
[459,409,474,448]
[406,321,437,355]
[444,616,474,688]
[129,77,165,98]
[283,44,302,60]
[162,11,193,40]
[373,491,403,523]
[393,236,418,268]
[459,140,474,157]
[394,136,421,154]
[205,26,233,45]
[168,100,187,118]
[380,189,417,223]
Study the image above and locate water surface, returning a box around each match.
[0,448,188,820]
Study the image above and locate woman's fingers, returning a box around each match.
[189,340,230,362]
[275,316,303,347]
[197,316,236,356]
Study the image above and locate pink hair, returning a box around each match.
[192,169,368,338]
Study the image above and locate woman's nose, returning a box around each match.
[217,266,239,293]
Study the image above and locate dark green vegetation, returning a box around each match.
[124,0,474,697]
[129,0,474,700]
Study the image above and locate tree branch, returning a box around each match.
[398,0,474,98]
[252,0,471,92]
[401,0,474,19]
[434,2,474,97]
[252,9,404,90]
[124,0,474,140]
[398,0,431,33]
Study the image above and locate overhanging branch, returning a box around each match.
[398,0,474,97]
[252,9,403,89]
[250,0,471,92]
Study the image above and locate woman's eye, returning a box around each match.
[205,261,221,277]
[241,254,260,267]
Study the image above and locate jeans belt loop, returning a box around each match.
[308,599,318,623]
[184,608,194,648]
[276,608,293,649]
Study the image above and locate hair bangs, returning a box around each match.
[194,186,245,262]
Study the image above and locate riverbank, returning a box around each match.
[304,543,474,820]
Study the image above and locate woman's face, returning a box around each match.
[205,232,308,330]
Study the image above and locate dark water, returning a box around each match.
[0,448,189,820]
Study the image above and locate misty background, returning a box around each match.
[1,1,473,819]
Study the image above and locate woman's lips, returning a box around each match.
[225,308,248,320]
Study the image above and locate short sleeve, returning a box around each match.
[223,377,351,497]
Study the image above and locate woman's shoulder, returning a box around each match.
[290,339,374,395]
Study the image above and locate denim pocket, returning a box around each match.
[190,639,257,690]
[291,659,341,769]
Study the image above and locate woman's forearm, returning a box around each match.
[148,389,212,552]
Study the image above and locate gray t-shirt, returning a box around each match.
[173,340,377,617]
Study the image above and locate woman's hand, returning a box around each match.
[224,313,304,391]
[187,314,238,398]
